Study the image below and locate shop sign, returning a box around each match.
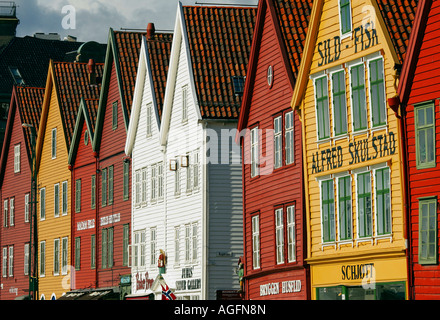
[175,267,201,291]
[100,213,120,226]
[312,132,396,174]
[259,280,301,297]
[317,22,379,67]
[341,263,374,281]
[77,219,95,231]
[135,272,154,291]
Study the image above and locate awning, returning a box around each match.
[14,295,31,300]
[125,290,154,300]
[57,292,87,300]
[58,288,119,300]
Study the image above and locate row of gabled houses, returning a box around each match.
[1,0,440,301]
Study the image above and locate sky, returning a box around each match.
[13,0,259,43]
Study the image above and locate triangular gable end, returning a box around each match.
[159,1,202,147]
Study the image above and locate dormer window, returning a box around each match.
[339,0,352,37]
[232,76,245,96]
[8,67,24,85]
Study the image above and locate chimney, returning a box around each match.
[87,59,96,85]
[147,23,155,40]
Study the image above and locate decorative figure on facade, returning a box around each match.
[238,256,244,295]
[158,249,166,275]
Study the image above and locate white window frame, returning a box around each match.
[40,188,46,221]
[2,247,7,277]
[274,116,282,169]
[40,241,46,277]
[158,162,164,200]
[347,59,368,134]
[141,167,148,205]
[151,164,157,202]
[174,226,180,265]
[3,199,7,227]
[146,102,153,137]
[182,85,188,123]
[250,127,259,178]
[54,183,60,217]
[275,208,284,264]
[135,170,141,207]
[336,174,352,242]
[330,66,348,138]
[24,243,29,276]
[192,222,198,262]
[366,53,387,130]
[338,0,353,39]
[62,237,68,275]
[287,205,296,262]
[62,181,68,216]
[150,227,157,266]
[373,163,392,238]
[25,194,30,223]
[175,166,181,196]
[285,111,294,165]
[53,238,60,276]
[251,215,260,269]
[51,128,57,159]
[9,197,14,226]
[8,246,13,277]
[193,150,200,191]
[14,144,20,173]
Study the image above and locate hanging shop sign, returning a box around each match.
[135,272,154,291]
[317,22,379,67]
[312,131,396,174]
[175,267,201,291]
[259,280,302,297]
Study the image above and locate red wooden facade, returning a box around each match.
[237,0,311,300]
[398,0,440,300]
[0,86,43,300]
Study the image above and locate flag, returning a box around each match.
[161,283,176,300]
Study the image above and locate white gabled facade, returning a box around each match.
[127,2,243,301]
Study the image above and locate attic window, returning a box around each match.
[267,66,273,88]
[8,67,24,85]
[232,76,245,96]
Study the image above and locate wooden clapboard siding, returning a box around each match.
[404,0,440,300]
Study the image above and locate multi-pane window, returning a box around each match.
[357,172,372,238]
[350,63,367,131]
[54,183,60,217]
[315,76,330,140]
[133,230,146,267]
[123,161,129,201]
[102,168,107,207]
[285,111,294,165]
[182,86,188,122]
[151,164,157,201]
[3,200,7,227]
[185,225,191,263]
[192,223,198,261]
[321,179,335,242]
[141,167,148,204]
[252,215,260,269]
[375,167,391,235]
[135,170,141,206]
[102,227,114,268]
[14,144,20,173]
[25,194,30,223]
[75,237,81,270]
[415,103,436,169]
[2,247,6,277]
[275,208,284,264]
[75,179,81,213]
[150,227,157,265]
[146,103,153,137]
[369,58,386,127]
[123,224,129,266]
[108,166,114,205]
[274,116,282,169]
[54,238,60,275]
[112,101,118,130]
[24,243,29,275]
[175,166,181,196]
[40,241,45,277]
[91,235,96,269]
[250,127,259,177]
[331,70,348,136]
[158,162,164,200]
[91,175,96,209]
[62,181,68,215]
[339,0,352,35]
[174,227,180,264]
[184,223,197,263]
[51,128,57,159]
[62,237,68,275]
[419,197,437,265]
[40,188,46,220]
[338,176,352,240]
[9,198,14,226]
[287,206,296,262]
[8,246,13,277]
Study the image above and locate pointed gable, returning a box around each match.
[182,5,257,119]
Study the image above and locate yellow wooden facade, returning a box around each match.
[35,62,71,300]
[291,0,408,299]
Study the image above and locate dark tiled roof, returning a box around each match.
[113,31,146,119]
[273,0,313,82]
[16,86,44,160]
[147,32,173,119]
[0,36,83,93]
[83,98,99,135]
[376,0,418,64]
[183,6,257,119]
[52,61,104,146]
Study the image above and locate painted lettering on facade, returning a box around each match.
[260,280,301,297]
[341,263,374,281]
[77,219,95,231]
[100,213,120,226]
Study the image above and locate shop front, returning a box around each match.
[311,254,407,300]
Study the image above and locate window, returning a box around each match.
[415,103,436,169]
[135,170,141,206]
[339,0,352,36]
[285,111,294,165]
[151,164,157,201]
[91,235,96,269]
[102,168,107,207]
[186,155,192,193]
[158,162,164,199]
[419,197,437,265]
[232,76,245,96]
[62,181,68,215]
[54,238,60,275]
[252,215,260,269]
[84,130,89,145]
[54,183,60,217]
[350,63,367,131]
[182,86,188,122]
[24,243,29,275]
[274,116,282,169]
[91,175,96,209]
[123,224,129,266]
[184,224,197,263]
[25,194,30,223]
[287,206,296,262]
[3,200,7,227]
[192,223,198,261]
[14,144,20,173]
[315,76,330,140]
[267,65,273,87]
[112,101,118,130]
[369,58,386,127]
[2,247,6,277]
[146,103,153,137]
[175,166,181,196]
[102,227,113,268]
[250,127,259,177]
[75,237,80,270]
[338,176,352,240]
[321,179,335,242]
[375,167,391,235]
[175,227,180,264]
[108,166,114,205]
[8,246,13,277]
[40,188,46,220]
[193,152,199,190]
[9,67,25,85]
[133,230,146,267]
[123,161,129,200]
[62,237,68,275]
[357,172,372,238]
[141,167,147,204]
[9,198,14,226]
[40,241,45,277]
[275,208,284,264]
[75,180,81,213]
[150,227,157,265]
[51,128,57,159]
[331,70,348,136]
